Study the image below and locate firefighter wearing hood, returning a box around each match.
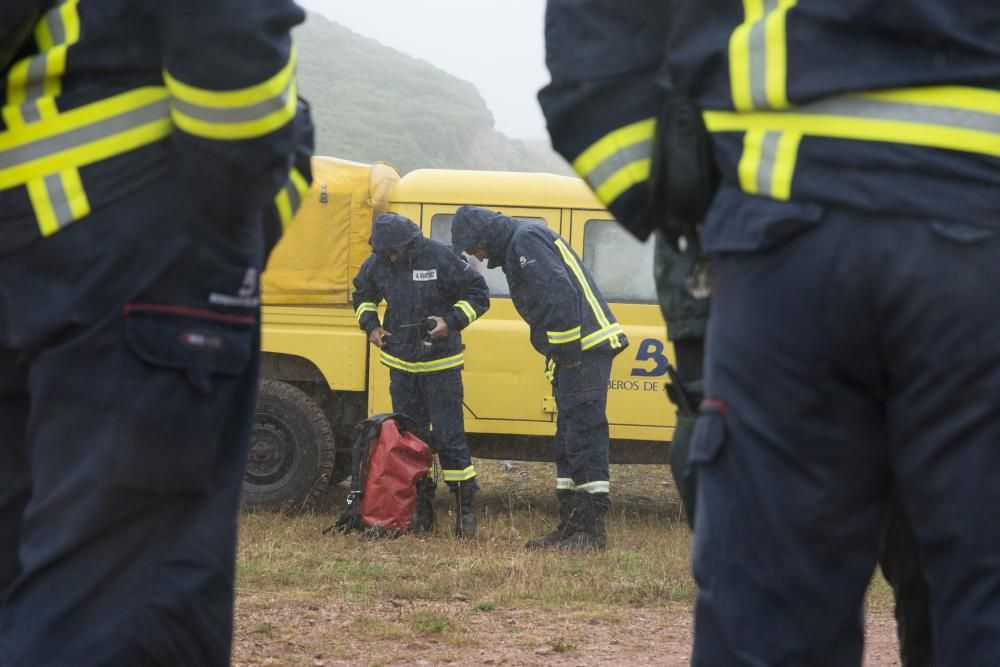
[451,205,628,551]
[353,213,490,537]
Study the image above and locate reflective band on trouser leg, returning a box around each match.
[546,326,581,345]
[379,351,464,373]
[577,481,610,495]
[354,302,377,322]
[164,46,298,141]
[274,166,309,229]
[454,300,477,325]
[553,239,621,349]
[571,118,654,208]
[442,466,476,483]
[729,0,797,112]
[556,477,576,491]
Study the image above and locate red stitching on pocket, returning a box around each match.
[123,303,255,325]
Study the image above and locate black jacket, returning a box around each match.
[353,213,489,374]
[452,206,627,368]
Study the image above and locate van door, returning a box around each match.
[569,212,675,441]
[368,205,563,433]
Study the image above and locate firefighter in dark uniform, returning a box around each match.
[0,1,312,665]
[538,0,1000,664]
[353,213,490,537]
[451,206,628,551]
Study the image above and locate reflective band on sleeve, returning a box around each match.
[274,166,310,229]
[164,47,298,141]
[379,351,465,373]
[556,478,575,491]
[729,0,797,111]
[455,300,477,324]
[581,323,624,351]
[577,480,610,494]
[571,118,654,207]
[0,86,173,188]
[546,326,581,345]
[442,466,476,483]
[354,302,378,322]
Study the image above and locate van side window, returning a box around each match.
[431,214,545,297]
[582,219,657,303]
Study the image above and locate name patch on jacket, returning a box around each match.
[413,269,438,281]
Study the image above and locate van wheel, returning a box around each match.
[243,380,335,511]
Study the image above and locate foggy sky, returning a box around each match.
[296,0,551,141]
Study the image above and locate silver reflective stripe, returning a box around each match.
[171,87,291,125]
[46,6,67,46]
[43,172,73,228]
[756,131,782,195]
[25,57,47,103]
[747,0,778,110]
[582,138,652,193]
[286,174,301,212]
[801,96,1000,134]
[0,99,170,170]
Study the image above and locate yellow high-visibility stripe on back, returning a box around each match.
[705,85,1000,160]
[164,47,298,141]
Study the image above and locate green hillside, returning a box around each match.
[295,13,569,175]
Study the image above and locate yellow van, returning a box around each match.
[251,158,676,508]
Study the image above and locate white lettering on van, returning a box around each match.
[413,269,438,281]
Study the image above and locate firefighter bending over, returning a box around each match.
[451,206,628,551]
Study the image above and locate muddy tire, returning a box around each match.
[243,380,335,511]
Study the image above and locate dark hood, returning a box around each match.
[451,206,517,269]
[369,213,422,253]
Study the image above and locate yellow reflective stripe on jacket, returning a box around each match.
[274,165,309,229]
[455,300,477,325]
[27,169,89,236]
[546,326,581,345]
[553,239,622,350]
[729,0,797,112]
[581,323,624,351]
[737,129,801,200]
[0,87,172,190]
[545,358,556,383]
[556,477,575,490]
[706,85,1000,171]
[442,466,476,483]
[164,47,297,141]
[354,302,378,322]
[379,351,464,373]
[571,118,654,206]
[577,480,610,494]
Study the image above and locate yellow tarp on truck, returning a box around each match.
[261,156,399,305]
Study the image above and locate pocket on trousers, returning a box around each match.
[688,411,726,466]
[112,305,255,493]
[689,410,731,591]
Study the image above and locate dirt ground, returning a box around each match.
[233,596,901,666]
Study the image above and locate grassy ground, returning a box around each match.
[234,459,895,665]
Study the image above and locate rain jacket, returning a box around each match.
[451,206,627,371]
[539,0,1000,244]
[353,213,490,374]
[0,0,313,255]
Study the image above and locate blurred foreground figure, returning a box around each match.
[0,1,313,664]
[540,1,1000,664]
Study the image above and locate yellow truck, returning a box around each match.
[247,157,678,508]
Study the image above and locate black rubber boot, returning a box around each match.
[453,483,477,538]
[556,493,608,551]
[412,475,436,534]
[525,490,575,549]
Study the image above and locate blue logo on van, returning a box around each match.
[630,338,669,377]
